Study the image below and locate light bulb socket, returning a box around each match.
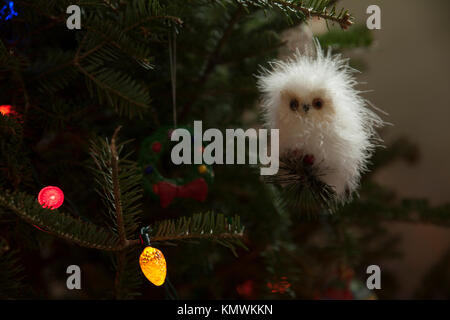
[140,226,152,246]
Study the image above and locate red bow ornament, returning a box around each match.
[152,178,208,208]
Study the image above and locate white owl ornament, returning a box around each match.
[258,40,384,203]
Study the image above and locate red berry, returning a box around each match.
[303,154,315,165]
[152,142,162,153]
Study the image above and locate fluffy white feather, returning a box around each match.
[257,40,384,201]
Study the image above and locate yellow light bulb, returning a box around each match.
[139,246,167,286]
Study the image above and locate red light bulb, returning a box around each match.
[38,186,64,210]
[0,105,13,116]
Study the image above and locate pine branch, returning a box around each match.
[264,150,340,214]
[0,191,124,251]
[89,127,144,299]
[77,63,151,118]
[0,115,33,190]
[181,4,245,119]
[89,127,142,241]
[80,13,182,61]
[73,33,154,120]
[0,239,28,299]
[268,0,353,29]
[150,212,247,256]
[113,247,143,299]
[29,1,182,121]
[318,24,374,50]
[234,0,353,29]
[111,126,127,245]
[0,39,29,73]
[198,5,244,85]
[341,188,450,228]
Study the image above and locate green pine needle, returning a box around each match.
[150,212,247,257]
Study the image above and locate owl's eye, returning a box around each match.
[289,99,299,111]
[312,98,324,109]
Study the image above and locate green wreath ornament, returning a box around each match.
[138,126,214,208]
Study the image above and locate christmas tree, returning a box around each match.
[1,0,449,300]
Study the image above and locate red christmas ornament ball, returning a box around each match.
[38,186,64,210]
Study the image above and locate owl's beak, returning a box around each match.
[303,104,310,113]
